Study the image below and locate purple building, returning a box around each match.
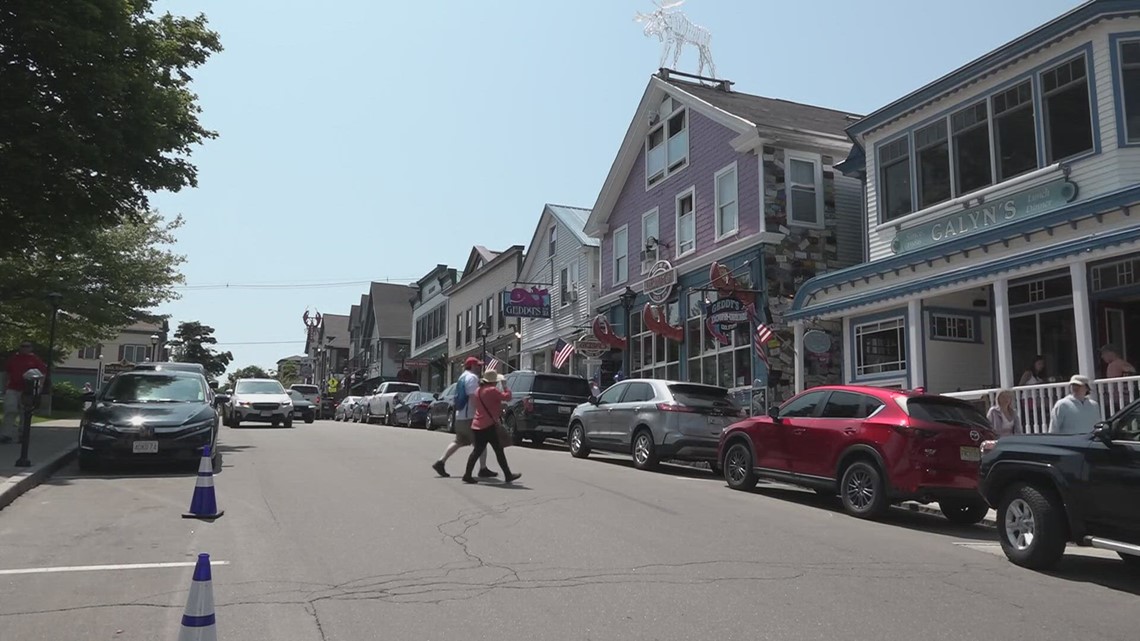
[582,69,864,406]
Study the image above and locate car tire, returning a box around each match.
[997,482,1067,570]
[231,415,241,429]
[383,406,392,426]
[839,460,889,519]
[631,429,659,471]
[77,450,99,472]
[305,412,315,424]
[505,414,524,446]
[446,410,456,433]
[284,417,294,429]
[568,422,590,458]
[939,498,990,525]
[723,442,756,490]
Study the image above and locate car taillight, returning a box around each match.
[418,402,431,409]
[656,402,696,413]
[980,439,997,455]
[522,397,535,413]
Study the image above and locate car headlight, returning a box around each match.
[282,401,292,408]
[85,421,116,434]
[237,400,251,407]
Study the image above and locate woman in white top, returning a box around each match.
[987,389,1022,438]
[1019,356,1047,386]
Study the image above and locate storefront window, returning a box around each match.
[854,317,906,376]
[686,291,753,388]
[631,301,681,380]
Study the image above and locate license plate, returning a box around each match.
[558,406,572,414]
[960,446,980,462]
[133,440,158,454]
[260,411,273,417]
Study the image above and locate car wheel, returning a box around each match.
[568,422,590,458]
[425,413,434,430]
[446,410,455,433]
[631,429,658,471]
[77,450,99,472]
[383,406,392,426]
[305,412,315,424]
[997,482,1067,570]
[839,460,889,519]
[271,419,280,428]
[231,415,241,429]
[939,498,990,525]
[505,414,524,446]
[723,442,756,490]
[284,417,294,429]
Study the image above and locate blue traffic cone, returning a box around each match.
[182,446,224,520]
[178,553,218,641]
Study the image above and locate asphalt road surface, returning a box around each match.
[1,419,1137,641]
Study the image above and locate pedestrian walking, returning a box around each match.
[1049,375,1101,434]
[431,357,496,478]
[986,389,1021,437]
[463,370,519,485]
[2,341,49,444]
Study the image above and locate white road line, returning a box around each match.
[672,476,721,482]
[0,560,230,576]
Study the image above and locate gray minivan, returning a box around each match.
[566,378,744,472]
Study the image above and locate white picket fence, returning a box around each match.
[942,375,1140,434]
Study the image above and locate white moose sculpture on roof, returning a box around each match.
[635,0,716,78]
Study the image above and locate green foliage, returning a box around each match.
[0,0,223,260]
[50,380,84,412]
[276,360,300,387]
[226,365,270,390]
[170,321,232,378]
[0,212,186,357]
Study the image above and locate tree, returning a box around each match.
[0,211,186,357]
[226,365,270,390]
[170,321,232,378]
[276,360,300,388]
[0,1,222,261]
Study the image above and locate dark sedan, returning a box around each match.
[287,390,317,423]
[392,391,437,428]
[78,370,221,471]
[426,383,457,431]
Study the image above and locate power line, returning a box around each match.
[213,340,306,346]
[176,277,419,291]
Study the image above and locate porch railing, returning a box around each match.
[941,375,1140,434]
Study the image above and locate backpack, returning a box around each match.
[454,376,469,412]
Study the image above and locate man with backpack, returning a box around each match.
[432,357,496,478]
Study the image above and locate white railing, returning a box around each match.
[942,375,1140,434]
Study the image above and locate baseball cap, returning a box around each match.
[464,356,483,368]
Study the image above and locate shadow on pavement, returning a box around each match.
[1043,554,1140,595]
[587,455,720,480]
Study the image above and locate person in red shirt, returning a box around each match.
[463,370,520,484]
[2,341,49,444]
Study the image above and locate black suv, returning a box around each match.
[501,371,592,445]
[978,399,1140,571]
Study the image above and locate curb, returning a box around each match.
[0,445,78,512]
[900,501,997,527]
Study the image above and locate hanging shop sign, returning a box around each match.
[642,260,677,305]
[575,335,610,358]
[709,261,756,309]
[502,286,552,318]
[404,358,430,368]
[704,297,750,345]
[890,178,1078,254]
[591,313,627,350]
[803,329,832,364]
[643,303,684,341]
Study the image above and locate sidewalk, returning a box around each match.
[0,420,79,511]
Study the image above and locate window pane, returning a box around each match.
[734,346,752,388]
[686,317,702,359]
[994,84,1037,180]
[790,159,814,184]
[953,118,993,194]
[654,333,666,363]
[717,352,734,389]
[643,213,658,244]
[1044,59,1093,162]
[881,159,912,221]
[647,127,666,179]
[718,201,738,235]
[717,168,736,201]
[1124,64,1140,143]
[791,186,817,223]
[781,391,827,418]
[917,121,951,209]
[701,355,716,385]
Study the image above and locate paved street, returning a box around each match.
[0,420,1137,641]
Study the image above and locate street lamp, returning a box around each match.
[150,334,159,362]
[477,321,491,364]
[618,286,637,379]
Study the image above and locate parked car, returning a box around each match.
[502,371,592,445]
[426,383,457,431]
[364,382,420,424]
[351,400,367,423]
[978,398,1140,571]
[78,370,221,470]
[391,391,437,428]
[224,378,294,428]
[718,386,996,522]
[286,389,317,423]
[289,384,321,410]
[334,396,362,421]
[567,379,743,471]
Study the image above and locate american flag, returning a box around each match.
[552,338,575,370]
[755,323,774,367]
[485,357,501,371]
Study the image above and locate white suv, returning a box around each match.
[226,378,294,428]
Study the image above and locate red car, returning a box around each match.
[718,385,996,523]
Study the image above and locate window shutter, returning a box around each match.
[118,344,125,362]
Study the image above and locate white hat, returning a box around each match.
[1068,374,1092,388]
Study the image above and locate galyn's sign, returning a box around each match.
[891,178,1077,254]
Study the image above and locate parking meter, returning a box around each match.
[13,369,44,467]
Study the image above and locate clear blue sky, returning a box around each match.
[150,0,1083,373]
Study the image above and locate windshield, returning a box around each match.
[403,392,434,404]
[103,374,205,403]
[287,390,308,401]
[292,385,319,395]
[533,376,592,397]
[235,380,285,395]
[907,397,991,428]
[386,383,419,394]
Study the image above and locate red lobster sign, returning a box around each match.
[705,261,759,346]
[591,314,627,350]
[643,304,683,341]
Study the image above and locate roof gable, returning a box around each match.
[368,282,416,339]
[518,204,595,282]
[461,245,500,279]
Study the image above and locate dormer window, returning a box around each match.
[646,98,688,187]
[548,225,557,258]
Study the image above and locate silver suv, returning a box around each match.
[566,379,744,472]
[226,378,294,428]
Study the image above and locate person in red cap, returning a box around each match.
[432,356,496,478]
[2,340,48,444]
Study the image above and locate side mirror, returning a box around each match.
[224,389,233,396]
[214,394,230,406]
[1092,422,1114,445]
[208,380,219,390]
[767,405,782,421]
[588,395,599,405]
[434,393,440,400]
